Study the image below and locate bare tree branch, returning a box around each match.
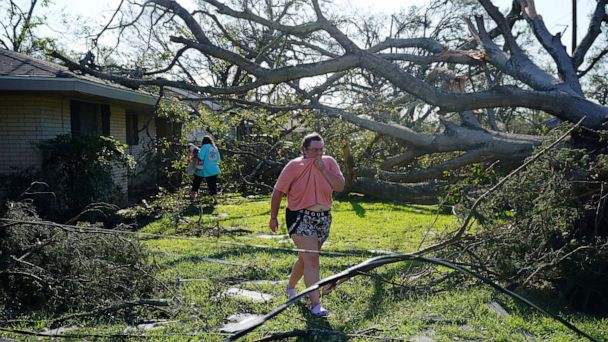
[572,0,608,69]
[515,0,583,94]
[578,47,608,78]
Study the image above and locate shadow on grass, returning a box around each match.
[182,202,215,216]
[163,254,245,268]
[337,195,441,216]
[189,225,251,238]
[203,244,362,261]
[347,260,424,325]
[360,269,396,322]
[295,303,348,341]
[350,201,366,217]
[510,287,586,316]
[192,245,362,283]
[183,203,270,222]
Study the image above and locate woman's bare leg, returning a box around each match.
[291,235,321,305]
[287,255,303,289]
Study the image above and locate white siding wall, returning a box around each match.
[108,104,128,200]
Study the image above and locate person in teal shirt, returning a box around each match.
[191,136,221,203]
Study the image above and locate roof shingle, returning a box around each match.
[0,49,78,77]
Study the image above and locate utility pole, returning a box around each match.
[572,0,577,54]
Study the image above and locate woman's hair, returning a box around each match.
[201,136,215,147]
[300,132,323,150]
[188,143,199,152]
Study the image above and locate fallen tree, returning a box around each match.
[46,0,608,313]
[47,0,608,200]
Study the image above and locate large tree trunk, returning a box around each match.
[350,178,443,204]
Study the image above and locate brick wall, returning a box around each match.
[0,93,147,204]
[0,94,70,174]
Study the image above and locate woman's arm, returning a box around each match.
[269,189,285,232]
[197,145,207,160]
[314,158,345,192]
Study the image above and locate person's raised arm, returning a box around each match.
[314,158,345,192]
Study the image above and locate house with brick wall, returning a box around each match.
[0,48,165,203]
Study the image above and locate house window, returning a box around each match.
[126,114,139,145]
[70,100,110,136]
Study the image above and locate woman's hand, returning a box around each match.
[314,158,326,172]
[314,156,345,192]
[269,217,278,233]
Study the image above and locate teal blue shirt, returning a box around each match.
[195,144,221,177]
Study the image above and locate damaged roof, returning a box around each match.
[0,49,157,105]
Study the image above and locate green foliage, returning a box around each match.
[117,186,195,232]
[449,125,608,313]
[0,201,158,318]
[132,195,604,341]
[191,105,303,194]
[36,134,134,219]
[585,72,608,106]
[2,195,607,340]
[155,102,192,189]
[0,0,62,58]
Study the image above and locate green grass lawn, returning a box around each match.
[2,194,607,341]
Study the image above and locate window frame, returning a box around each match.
[70,100,110,137]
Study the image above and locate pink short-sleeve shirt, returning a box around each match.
[274,156,344,211]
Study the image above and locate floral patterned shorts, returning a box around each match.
[286,208,332,243]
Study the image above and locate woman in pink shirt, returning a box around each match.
[269,132,345,317]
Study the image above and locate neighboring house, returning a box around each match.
[163,86,219,143]
[0,48,162,203]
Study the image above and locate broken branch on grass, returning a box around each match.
[416,117,585,255]
[19,181,56,200]
[228,253,599,342]
[0,270,48,284]
[253,327,402,341]
[64,202,119,225]
[49,299,170,326]
[0,327,133,339]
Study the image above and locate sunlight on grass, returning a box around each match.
[142,195,458,254]
[131,195,608,341]
[3,195,605,341]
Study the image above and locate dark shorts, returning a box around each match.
[192,174,218,195]
[285,208,332,243]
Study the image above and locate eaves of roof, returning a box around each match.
[0,76,158,106]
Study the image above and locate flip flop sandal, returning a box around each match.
[285,287,296,299]
[310,304,330,317]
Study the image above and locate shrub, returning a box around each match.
[36,134,134,219]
